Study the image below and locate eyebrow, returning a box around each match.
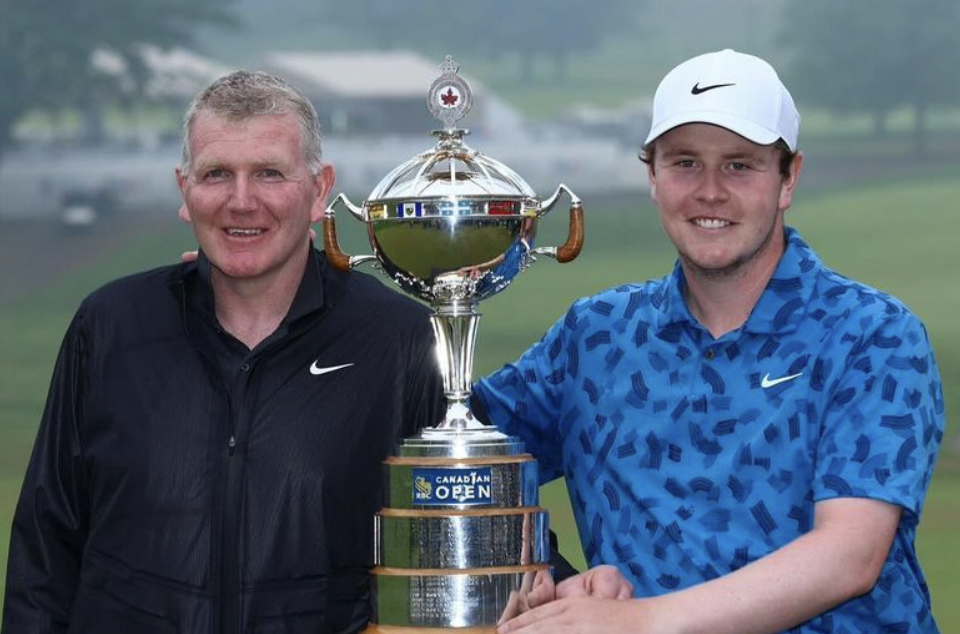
[192,158,291,173]
[660,145,772,163]
[251,159,290,170]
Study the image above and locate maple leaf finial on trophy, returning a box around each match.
[427,55,473,130]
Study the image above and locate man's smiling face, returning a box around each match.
[648,123,801,281]
[177,111,333,285]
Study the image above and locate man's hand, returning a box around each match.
[495,566,636,633]
[498,569,555,624]
[497,596,645,634]
[526,568,556,609]
[556,565,634,600]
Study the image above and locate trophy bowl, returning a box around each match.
[323,56,584,631]
[324,130,583,308]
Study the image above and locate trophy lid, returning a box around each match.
[367,56,536,203]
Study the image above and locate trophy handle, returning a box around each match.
[531,184,584,264]
[323,194,378,272]
[327,192,366,221]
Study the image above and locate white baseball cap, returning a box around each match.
[643,49,800,151]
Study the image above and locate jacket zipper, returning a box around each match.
[179,282,250,634]
[221,366,253,634]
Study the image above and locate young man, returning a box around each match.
[475,50,945,633]
[2,71,444,633]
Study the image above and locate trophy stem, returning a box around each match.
[429,302,488,431]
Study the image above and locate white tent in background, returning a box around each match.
[91,45,233,101]
[138,45,234,100]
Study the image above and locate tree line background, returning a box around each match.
[2,0,960,163]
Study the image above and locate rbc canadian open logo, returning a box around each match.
[412,467,493,505]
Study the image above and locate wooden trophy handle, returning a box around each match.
[323,212,352,272]
[555,202,584,263]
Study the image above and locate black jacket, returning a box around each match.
[2,249,444,634]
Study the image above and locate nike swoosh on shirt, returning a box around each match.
[760,372,803,389]
[309,362,355,376]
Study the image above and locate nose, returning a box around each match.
[226,175,256,213]
[694,167,729,205]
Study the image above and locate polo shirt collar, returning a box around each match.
[743,228,821,334]
[655,262,697,331]
[655,227,822,335]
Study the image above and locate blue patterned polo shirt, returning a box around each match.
[474,228,944,633]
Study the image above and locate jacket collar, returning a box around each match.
[173,245,327,329]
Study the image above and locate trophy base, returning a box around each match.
[372,432,548,630]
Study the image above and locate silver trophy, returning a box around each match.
[324,56,584,631]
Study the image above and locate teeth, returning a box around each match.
[227,228,263,236]
[693,218,730,229]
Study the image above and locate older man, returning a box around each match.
[477,50,945,633]
[3,71,443,633]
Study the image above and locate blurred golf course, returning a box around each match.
[1,139,958,627]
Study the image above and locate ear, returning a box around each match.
[310,163,337,223]
[778,151,804,212]
[175,168,192,223]
[647,161,658,204]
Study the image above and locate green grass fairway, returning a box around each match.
[0,172,957,626]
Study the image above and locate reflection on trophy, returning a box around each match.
[324,56,584,631]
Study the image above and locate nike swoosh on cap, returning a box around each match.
[309,361,355,376]
[760,372,803,389]
[691,82,736,95]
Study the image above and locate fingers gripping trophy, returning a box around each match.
[324,56,584,631]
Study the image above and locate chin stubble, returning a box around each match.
[680,218,783,280]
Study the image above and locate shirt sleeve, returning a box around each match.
[3,309,90,633]
[813,309,945,523]
[473,302,582,484]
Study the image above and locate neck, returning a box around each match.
[211,250,308,349]
[682,264,773,339]
[682,236,785,339]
